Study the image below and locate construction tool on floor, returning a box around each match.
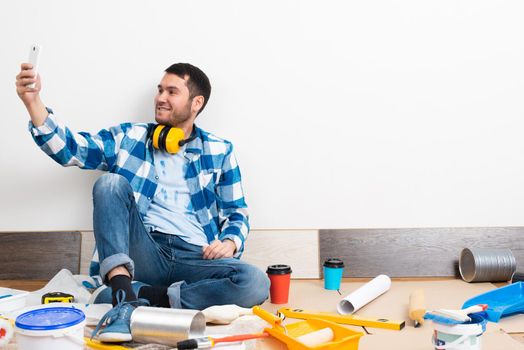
[41,292,74,304]
[201,304,253,324]
[253,306,363,350]
[408,289,426,327]
[277,307,405,331]
[463,282,524,322]
[84,337,131,349]
[424,304,488,324]
[176,332,270,349]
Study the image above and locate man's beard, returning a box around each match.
[156,101,192,126]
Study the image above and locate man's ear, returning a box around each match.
[192,96,205,115]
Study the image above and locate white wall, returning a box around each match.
[2,0,524,231]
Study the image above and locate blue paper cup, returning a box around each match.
[323,258,344,290]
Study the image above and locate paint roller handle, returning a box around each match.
[252,306,283,328]
[176,334,269,350]
[462,304,488,314]
[213,332,269,344]
[408,289,426,327]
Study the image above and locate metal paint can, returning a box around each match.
[130,306,205,346]
[459,248,516,283]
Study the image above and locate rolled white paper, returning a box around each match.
[337,274,391,314]
[295,327,334,347]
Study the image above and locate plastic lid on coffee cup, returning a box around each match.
[266,264,292,275]
[323,258,344,268]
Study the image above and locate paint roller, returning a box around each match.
[408,289,426,327]
[0,318,14,347]
[295,328,334,347]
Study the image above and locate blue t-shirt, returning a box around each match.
[142,147,207,246]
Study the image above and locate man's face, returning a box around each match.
[154,73,193,126]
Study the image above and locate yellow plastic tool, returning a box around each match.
[253,306,363,350]
[84,338,131,350]
[41,292,74,304]
[278,307,405,331]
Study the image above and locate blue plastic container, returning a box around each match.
[323,258,344,290]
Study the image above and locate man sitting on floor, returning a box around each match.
[16,62,270,342]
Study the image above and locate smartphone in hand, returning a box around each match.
[27,44,42,89]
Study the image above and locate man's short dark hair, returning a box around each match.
[165,63,211,116]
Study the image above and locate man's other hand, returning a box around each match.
[202,239,236,260]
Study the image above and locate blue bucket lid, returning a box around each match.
[15,307,85,331]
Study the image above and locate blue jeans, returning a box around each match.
[92,173,269,310]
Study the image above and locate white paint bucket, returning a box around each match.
[15,307,85,350]
[431,314,487,350]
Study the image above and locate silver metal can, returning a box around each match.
[130,306,205,346]
[459,248,516,283]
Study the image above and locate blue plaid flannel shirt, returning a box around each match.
[29,109,250,272]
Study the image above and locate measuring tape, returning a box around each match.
[41,292,74,304]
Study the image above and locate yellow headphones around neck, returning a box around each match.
[151,124,196,154]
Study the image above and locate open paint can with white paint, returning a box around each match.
[15,307,85,350]
[431,313,487,350]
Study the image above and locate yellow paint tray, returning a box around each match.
[253,306,363,350]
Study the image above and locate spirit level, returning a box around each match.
[277,307,405,331]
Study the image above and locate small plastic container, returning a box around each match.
[0,287,29,313]
[266,265,292,304]
[15,307,86,350]
[323,258,344,290]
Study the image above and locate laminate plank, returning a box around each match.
[319,227,524,278]
[0,231,81,279]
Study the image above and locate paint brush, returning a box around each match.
[424,304,488,325]
[176,332,269,350]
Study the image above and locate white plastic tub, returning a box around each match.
[15,307,85,350]
[0,288,29,313]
